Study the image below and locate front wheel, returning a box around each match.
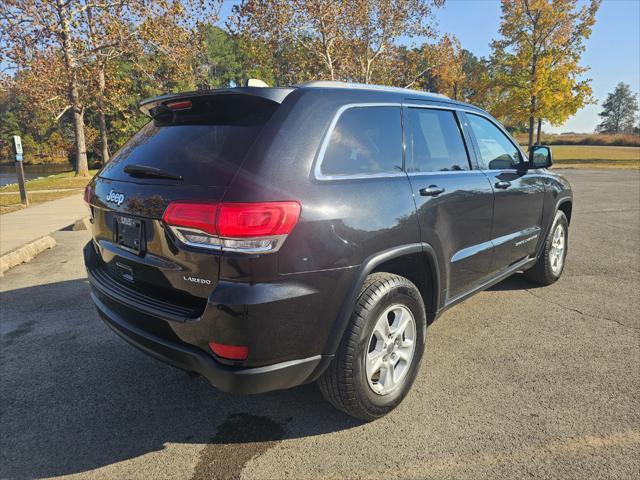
[524,210,569,285]
[318,273,426,421]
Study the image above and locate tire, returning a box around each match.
[524,210,569,285]
[318,272,427,421]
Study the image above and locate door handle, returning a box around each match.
[495,180,511,189]
[419,185,445,197]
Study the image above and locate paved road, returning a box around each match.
[1,170,638,480]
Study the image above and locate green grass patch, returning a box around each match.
[549,145,639,169]
[0,190,85,214]
[0,170,98,193]
[0,170,97,214]
[515,133,640,147]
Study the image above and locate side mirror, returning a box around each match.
[529,145,553,168]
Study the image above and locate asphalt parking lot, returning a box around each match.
[1,169,638,480]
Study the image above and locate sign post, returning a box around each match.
[12,135,28,206]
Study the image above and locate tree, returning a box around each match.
[231,0,443,85]
[2,1,221,170]
[343,0,443,84]
[1,73,72,164]
[491,0,600,149]
[201,25,245,87]
[402,35,465,98]
[597,82,639,134]
[84,3,138,164]
[0,0,103,175]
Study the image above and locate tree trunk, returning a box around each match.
[536,118,542,145]
[97,66,110,164]
[528,50,538,151]
[58,1,89,177]
[528,95,537,150]
[69,81,89,176]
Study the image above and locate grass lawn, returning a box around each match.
[0,170,97,214]
[549,145,639,169]
[0,170,98,193]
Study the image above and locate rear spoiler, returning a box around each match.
[139,87,295,117]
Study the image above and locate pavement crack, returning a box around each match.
[524,289,639,331]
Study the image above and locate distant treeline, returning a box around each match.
[515,133,640,148]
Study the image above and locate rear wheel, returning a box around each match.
[318,273,426,421]
[524,210,568,285]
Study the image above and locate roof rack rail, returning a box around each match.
[298,80,449,99]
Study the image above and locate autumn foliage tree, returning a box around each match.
[491,0,600,148]
[231,0,443,85]
[1,0,220,171]
[0,0,103,175]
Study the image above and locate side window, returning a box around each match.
[320,106,402,177]
[467,114,522,170]
[406,108,470,172]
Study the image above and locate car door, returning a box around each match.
[463,112,545,272]
[403,105,495,301]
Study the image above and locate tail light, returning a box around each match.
[162,201,301,253]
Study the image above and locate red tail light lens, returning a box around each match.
[217,202,301,237]
[162,203,218,236]
[209,342,249,361]
[162,201,301,253]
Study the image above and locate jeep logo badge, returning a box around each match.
[106,189,125,206]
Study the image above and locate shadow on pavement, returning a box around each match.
[487,272,544,291]
[0,279,361,479]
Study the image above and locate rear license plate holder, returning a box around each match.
[114,215,144,255]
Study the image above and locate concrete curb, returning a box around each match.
[0,235,57,276]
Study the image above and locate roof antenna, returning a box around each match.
[246,79,269,88]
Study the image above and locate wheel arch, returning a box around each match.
[557,198,573,224]
[321,243,440,360]
[534,196,573,260]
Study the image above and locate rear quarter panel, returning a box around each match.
[222,89,422,274]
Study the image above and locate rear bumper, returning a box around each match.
[91,292,324,394]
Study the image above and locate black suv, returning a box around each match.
[84,81,572,420]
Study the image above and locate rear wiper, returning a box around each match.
[123,164,183,181]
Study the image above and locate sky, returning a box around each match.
[220,0,640,134]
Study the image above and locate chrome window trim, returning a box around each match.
[313,101,528,181]
[405,170,488,177]
[314,102,403,181]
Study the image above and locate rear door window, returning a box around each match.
[319,106,403,177]
[99,95,279,187]
[406,108,470,172]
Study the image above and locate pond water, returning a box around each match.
[0,164,73,187]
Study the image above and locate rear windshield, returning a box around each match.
[99,95,278,187]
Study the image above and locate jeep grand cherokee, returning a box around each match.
[84,81,572,420]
